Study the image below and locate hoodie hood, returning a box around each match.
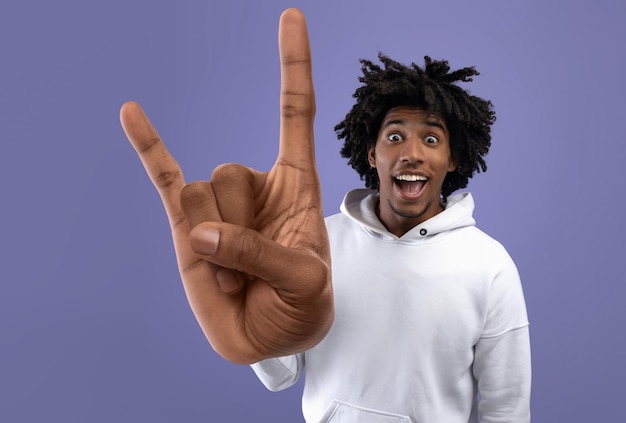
[340,189,476,242]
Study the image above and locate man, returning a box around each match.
[253,54,531,422]
[121,8,530,422]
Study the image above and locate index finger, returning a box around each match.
[277,8,316,166]
[120,101,187,230]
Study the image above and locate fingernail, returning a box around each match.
[216,269,240,293]
[194,226,219,255]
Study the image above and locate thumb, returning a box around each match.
[189,222,329,295]
[184,224,242,294]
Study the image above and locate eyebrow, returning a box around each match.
[381,119,405,129]
[425,119,446,131]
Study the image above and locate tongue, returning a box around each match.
[398,180,425,195]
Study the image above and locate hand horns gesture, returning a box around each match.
[120,9,333,364]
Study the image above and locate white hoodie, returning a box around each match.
[252,190,531,423]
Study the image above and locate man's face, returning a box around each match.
[368,107,456,237]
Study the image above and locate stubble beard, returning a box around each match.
[388,197,434,221]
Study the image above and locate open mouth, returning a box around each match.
[394,174,427,197]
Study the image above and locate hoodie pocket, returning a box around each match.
[319,399,412,423]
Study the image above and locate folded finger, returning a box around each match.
[180,180,246,294]
[180,180,221,227]
[210,163,258,228]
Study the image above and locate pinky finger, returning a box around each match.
[120,101,187,230]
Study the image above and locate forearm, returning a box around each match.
[474,326,531,422]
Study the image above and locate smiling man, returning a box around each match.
[369,108,457,236]
[252,54,531,422]
[122,9,530,423]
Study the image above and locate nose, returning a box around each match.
[400,137,425,164]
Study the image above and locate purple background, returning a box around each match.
[1,1,624,421]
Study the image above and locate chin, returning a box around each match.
[390,201,431,221]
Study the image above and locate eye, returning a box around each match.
[425,135,439,144]
[387,132,403,142]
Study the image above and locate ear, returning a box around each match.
[448,153,458,172]
[367,146,376,168]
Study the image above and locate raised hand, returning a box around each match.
[120,9,333,365]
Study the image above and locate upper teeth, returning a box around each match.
[395,175,427,181]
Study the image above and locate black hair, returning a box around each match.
[335,54,495,199]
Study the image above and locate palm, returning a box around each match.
[120,9,332,364]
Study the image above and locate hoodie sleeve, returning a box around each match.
[250,353,305,392]
[473,255,531,422]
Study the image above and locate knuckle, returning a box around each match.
[211,163,250,185]
[138,135,162,153]
[231,229,263,272]
[280,91,315,118]
[280,103,314,119]
[301,257,331,293]
[180,180,210,203]
[170,209,188,231]
[154,169,183,190]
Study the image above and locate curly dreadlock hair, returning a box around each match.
[335,54,495,199]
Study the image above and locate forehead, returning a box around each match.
[381,107,448,129]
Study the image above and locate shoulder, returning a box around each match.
[324,212,357,236]
[471,228,520,280]
[464,226,513,259]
